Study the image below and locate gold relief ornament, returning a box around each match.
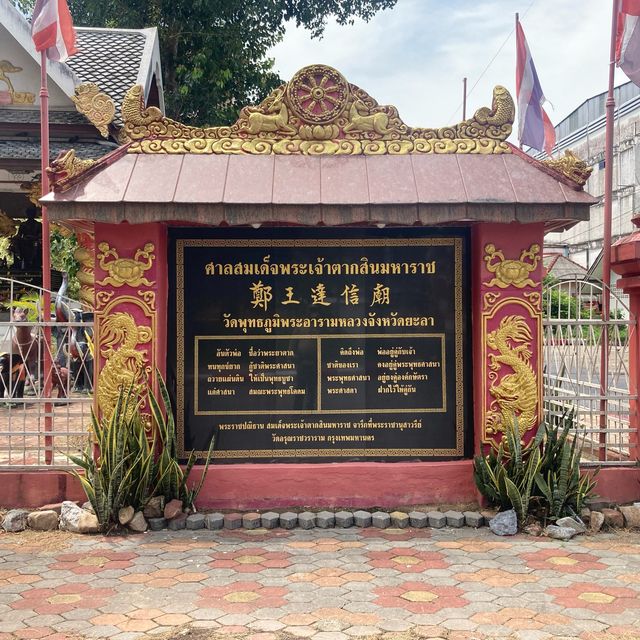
[0,210,17,237]
[20,177,42,208]
[72,82,116,138]
[96,242,156,288]
[486,315,538,437]
[46,150,97,190]
[484,243,540,289]
[97,311,152,420]
[121,64,516,156]
[0,60,35,104]
[542,150,593,187]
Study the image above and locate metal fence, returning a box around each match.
[543,276,636,465]
[0,277,94,468]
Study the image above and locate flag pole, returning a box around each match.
[515,12,523,150]
[39,50,53,464]
[599,0,620,460]
[462,77,467,121]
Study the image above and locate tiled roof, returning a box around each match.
[65,29,149,126]
[0,109,89,125]
[543,253,588,280]
[0,139,117,162]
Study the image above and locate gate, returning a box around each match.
[543,275,636,465]
[0,277,94,468]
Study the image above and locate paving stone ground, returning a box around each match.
[0,526,639,640]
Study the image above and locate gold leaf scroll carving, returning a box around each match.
[0,60,35,104]
[484,243,540,289]
[72,82,116,138]
[96,242,156,288]
[97,311,152,420]
[486,315,538,438]
[121,64,515,156]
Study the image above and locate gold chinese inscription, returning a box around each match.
[97,311,152,420]
[122,64,515,156]
[486,315,538,438]
[96,242,156,288]
[72,82,116,138]
[484,243,540,289]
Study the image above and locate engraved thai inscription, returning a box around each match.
[169,230,471,462]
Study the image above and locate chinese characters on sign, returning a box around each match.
[171,231,470,463]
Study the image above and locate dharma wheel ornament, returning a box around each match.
[286,64,350,125]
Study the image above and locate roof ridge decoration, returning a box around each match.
[541,150,592,187]
[121,64,515,155]
[72,82,116,138]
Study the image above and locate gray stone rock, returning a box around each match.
[164,499,183,520]
[59,501,86,533]
[620,505,640,529]
[316,511,335,528]
[427,511,446,528]
[464,511,485,528]
[408,511,427,528]
[298,512,316,529]
[279,512,297,529]
[260,512,280,529]
[2,509,29,532]
[143,496,165,519]
[186,513,205,530]
[390,511,409,528]
[545,525,578,541]
[580,507,591,522]
[523,522,543,537]
[78,511,100,534]
[242,512,261,529]
[444,510,465,528]
[489,509,518,536]
[168,512,187,531]
[128,511,148,533]
[372,511,390,529]
[335,511,353,528]
[27,510,59,531]
[353,510,372,527]
[224,513,242,529]
[82,501,95,514]
[118,506,135,526]
[205,513,224,530]
[590,511,605,533]
[556,516,587,534]
[148,517,167,531]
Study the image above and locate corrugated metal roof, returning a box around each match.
[43,151,596,229]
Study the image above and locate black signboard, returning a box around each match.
[168,228,471,463]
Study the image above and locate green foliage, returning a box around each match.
[66,386,155,530]
[61,0,397,125]
[50,229,80,300]
[474,412,598,528]
[535,413,599,520]
[149,370,214,510]
[0,237,14,267]
[65,371,214,530]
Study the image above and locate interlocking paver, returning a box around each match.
[0,524,637,640]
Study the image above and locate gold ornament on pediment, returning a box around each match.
[121,64,515,156]
[0,210,17,237]
[0,60,35,104]
[541,150,593,186]
[20,177,42,208]
[96,242,156,288]
[484,243,540,289]
[72,82,116,138]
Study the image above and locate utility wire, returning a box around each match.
[448,0,537,124]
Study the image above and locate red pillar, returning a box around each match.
[610,216,640,460]
[472,222,545,452]
[93,222,167,419]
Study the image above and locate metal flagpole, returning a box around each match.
[599,0,620,460]
[462,77,467,121]
[39,50,54,464]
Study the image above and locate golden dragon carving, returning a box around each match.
[542,149,593,187]
[486,315,538,438]
[46,150,97,189]
[97,311,152,420]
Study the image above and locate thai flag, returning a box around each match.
[31,0,77,62]
[617,0,640,86]
[515,18,556,155]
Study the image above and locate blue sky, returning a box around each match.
[270,0,627,132]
